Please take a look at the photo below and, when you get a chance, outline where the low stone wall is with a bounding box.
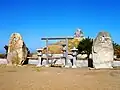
[28,59,120,67]
[112,61,120,67]
[0,59,8,64]
[0,58,120,67]
[76,60,88,67]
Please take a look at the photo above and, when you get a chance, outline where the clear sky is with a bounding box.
[0,0,120,53]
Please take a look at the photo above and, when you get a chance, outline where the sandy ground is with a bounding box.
[0,65,120,90]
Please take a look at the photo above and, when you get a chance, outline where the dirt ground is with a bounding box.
[0,65,120,90]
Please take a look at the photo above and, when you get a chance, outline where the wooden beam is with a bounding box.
[41,37,74,40]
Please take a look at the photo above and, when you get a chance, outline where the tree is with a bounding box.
[113,42,120,58]
[4,45,8,58]
[77,37,93,67]
[77,37,93,59]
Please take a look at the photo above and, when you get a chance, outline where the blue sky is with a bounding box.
[0,0,120,53]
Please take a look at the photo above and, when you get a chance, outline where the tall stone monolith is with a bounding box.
[92,31,114,69]
[7,33,28,65]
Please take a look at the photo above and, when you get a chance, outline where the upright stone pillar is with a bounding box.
[71,47,78,68]
[45,39,49,67]
[65,38,70,68]
[92,31,114,69]
[62,44,66,66]
[36,48,43,67]
[7,33,28,65]
[62,43,69,68]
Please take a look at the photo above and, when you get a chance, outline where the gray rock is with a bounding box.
[92,31,114,69]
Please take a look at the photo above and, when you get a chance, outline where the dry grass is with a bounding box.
[41,38,81,54]
[0,66,120,90]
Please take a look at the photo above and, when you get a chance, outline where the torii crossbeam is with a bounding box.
[41,36,74,67]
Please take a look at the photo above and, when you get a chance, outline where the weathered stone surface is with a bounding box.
[92,31,114,69]
[7,33,28,65]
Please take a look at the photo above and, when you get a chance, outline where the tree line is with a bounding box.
[77,37,120,60]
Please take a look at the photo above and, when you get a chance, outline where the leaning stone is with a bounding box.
[92,31,114,69]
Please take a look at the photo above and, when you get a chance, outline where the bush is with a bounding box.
[0,54,6,58]
[77,37,93,59]
[113,42,120,58]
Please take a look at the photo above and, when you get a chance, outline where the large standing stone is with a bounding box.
[7,33,28,65]
[92,31,114,69]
